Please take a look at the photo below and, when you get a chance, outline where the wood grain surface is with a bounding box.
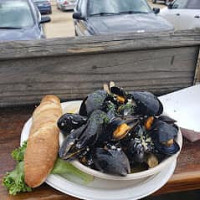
[0,30,200,60]
[0,106,200,200]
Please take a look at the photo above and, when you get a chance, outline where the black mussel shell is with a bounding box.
[79,149,95,168]
[93,147,131,176]
[76,110,108,149]
[126,138,145,163]
[110,86,127,98]
[129,91,163,116]
[59,124,87,160]
[154,140,180,156]
[106,117,133,141]
[107,117,124,134]
[57,113,87,136]
[79,90,107,116]
[158,115,177,124]
[151,120,178,143]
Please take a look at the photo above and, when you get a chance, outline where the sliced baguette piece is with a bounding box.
[24,95,62,188]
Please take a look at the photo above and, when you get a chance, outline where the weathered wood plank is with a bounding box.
[0,85,191,107]
[0,47,197,106]
[0,30,200,60]
[0,47,197,81]
[0,30,199,107]
[1,77,192,92]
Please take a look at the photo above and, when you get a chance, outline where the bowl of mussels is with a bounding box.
[57,83,182,180]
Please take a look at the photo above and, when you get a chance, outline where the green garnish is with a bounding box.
[3,141,93,195]
[11,141,27,162]
[3,161,32,195]
[51,158,93,184]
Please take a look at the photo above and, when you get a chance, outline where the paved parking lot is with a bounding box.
[44,2,75,38]
[44,0,166,38]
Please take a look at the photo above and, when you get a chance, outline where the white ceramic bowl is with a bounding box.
[60,101,183,181]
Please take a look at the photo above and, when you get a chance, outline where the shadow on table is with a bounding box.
[144,190,200,200]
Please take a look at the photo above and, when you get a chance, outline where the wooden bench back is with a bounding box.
[0,30,200,107]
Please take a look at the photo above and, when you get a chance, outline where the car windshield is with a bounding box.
[0,1,34,29]
[88,0,152,16]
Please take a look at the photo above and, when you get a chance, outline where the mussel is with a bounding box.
[76,110,108,149]
[129,91,163,116]
[59,124,87,159]
[59,110,109,160]
[79,90,107,116]
[57,113,87,136]
[126,137,145,164]
[110,86,128,104]
[149,119,180,155]
[106,116,139,141]
[92,146,131,176]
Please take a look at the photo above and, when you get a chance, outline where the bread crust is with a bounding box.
[24,95,62,188]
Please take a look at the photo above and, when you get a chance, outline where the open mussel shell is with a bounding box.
[57,113,87,136]
[59,124,87,160]
[106,115,140,141]
[151,119,178,144]
[107,117,127,140]
[110,86,126,97]
[154,140,180,156]
[76,110,108,149]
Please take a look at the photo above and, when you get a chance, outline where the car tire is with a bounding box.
[152,0,157,3]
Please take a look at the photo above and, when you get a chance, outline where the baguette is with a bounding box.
[24,95,62,188]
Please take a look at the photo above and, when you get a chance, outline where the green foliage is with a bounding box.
[51,158,93,184]
[3,141,93,195]
[11,141,27,162]
[2,161,32,195]
[2,141,31,195]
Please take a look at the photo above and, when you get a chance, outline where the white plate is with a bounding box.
[20,100,178,200]
[45,160,176,200]
[20,101,182,181]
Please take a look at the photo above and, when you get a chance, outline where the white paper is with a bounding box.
[159,84,200,132]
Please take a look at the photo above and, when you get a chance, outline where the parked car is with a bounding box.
[33,0,52,14]
[56,0,76,11]
[152,0,174,5]
[0,0,51,41]
[73,0,174,36]
[159,0,200,30]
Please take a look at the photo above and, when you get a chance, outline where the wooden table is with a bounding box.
[1,106,200,200]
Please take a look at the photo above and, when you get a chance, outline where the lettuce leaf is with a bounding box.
[3,141,93,195]
[2,161,32,195]
[51,158,93,184]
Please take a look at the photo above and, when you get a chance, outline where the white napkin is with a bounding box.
[159,84,200,142]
